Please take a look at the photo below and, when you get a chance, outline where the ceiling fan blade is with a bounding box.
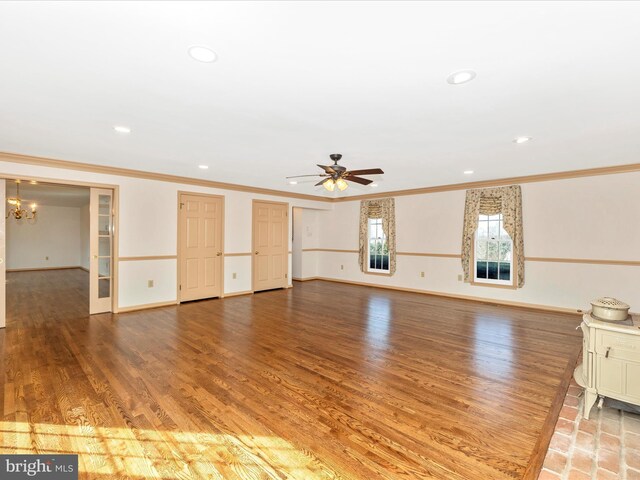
[317,164,337,174]
[285,174,329,179]
[346,168,384,176]
[345,176,373,185]
[314,178,331,187]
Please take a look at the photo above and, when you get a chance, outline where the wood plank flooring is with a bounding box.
[0,269,582,479]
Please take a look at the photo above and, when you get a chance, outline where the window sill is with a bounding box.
[470,279,517,290]
[364,270,392,277]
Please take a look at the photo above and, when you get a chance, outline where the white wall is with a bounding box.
[0,159,331,309]
[6,204,83,270]
[315,171,640,312]
[79,204,90,270]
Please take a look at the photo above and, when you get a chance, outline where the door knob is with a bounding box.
[93,255,98,259]
[255,251,259,255]
[216,252,222,256]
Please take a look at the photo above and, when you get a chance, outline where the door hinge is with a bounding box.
[180,202,184,210]
[285,274,288,278]
[179,284,182,290]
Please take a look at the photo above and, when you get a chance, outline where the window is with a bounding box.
[474,214,513,285]
[368,218,389,273]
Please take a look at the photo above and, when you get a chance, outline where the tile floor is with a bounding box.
[538,380,640,480]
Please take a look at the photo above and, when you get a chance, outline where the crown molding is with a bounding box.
[2,150,640,203]
[0,151,332,202]
[333,162,640,202]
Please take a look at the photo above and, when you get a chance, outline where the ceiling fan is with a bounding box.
[286,154,384,192]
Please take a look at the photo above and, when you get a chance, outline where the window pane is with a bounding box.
[477,221,488,239]
[488,220,499,239]
[487,261,499,279]
[476,261,487,279]
[476,240,487,261]
[368,218,388,271]
[98,258,110,278]
[99,215,111,236]
[499,263,511,281]
[499,242,512,262]
[98,195,111,215]
[99,237,111,257]
[98,278,110,298]
[487,242,499,261]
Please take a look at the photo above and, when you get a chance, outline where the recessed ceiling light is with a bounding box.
[370,183,378,187]
[446,70,476,85]
[463,170,474,175]
[188,46,218,63]
[513,136,532,144]
[198,165,209,170]
[288,180,298,185]
[113,125,131,134]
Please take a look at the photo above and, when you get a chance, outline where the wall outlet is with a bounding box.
[232,272,237,279]
[148,280,154,288]
[340,264,344,270]
[457,274,463,281]
[420,271,425,278]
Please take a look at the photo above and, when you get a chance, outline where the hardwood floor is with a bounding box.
[1,270,582,479]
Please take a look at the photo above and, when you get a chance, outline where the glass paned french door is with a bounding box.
[90,188,113,314]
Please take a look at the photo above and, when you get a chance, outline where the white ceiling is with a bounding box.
[1,1,639,197]
[5,181,89,208]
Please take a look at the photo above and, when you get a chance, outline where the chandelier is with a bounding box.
[6,180,37,220]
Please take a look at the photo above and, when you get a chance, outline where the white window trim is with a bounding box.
[367,218,390,274]
[473,214,514,287]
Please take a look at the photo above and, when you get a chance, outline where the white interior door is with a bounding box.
[0,181,5,328]
[90,188,113,314]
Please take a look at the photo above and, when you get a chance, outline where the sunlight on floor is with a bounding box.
[0,421,331,479]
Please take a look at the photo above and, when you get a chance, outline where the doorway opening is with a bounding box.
[291,207,319,282]
[1,179,117,328]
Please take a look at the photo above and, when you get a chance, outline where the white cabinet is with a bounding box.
[576,313,640,419]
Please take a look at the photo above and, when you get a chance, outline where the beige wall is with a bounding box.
[313,171,640,311]
[6,204,83,270]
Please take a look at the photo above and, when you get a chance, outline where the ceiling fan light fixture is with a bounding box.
[335,178,348,191]
[323,179,336,192]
